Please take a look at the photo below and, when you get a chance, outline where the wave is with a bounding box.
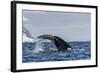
[33,39,58,53]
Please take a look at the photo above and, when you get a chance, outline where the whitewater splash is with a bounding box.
[33,38,44,53]
[22,27,84,54]
[33,39,58,53]
[22,27,58,53]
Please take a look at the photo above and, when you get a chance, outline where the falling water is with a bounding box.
[33,39,58,53]
[33,38,44,53]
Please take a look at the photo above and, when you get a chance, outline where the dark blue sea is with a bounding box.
[22,41,91,63]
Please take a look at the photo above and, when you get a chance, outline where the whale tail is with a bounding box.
[37,34,73,51]
[54,36,73,51]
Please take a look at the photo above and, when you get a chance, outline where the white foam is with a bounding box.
[67,48,72,51]
[33,39,44,53]
[33,47,44,53]
[73,48,85,52]
[49,48,58,51]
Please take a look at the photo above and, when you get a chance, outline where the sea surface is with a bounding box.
[22,41,91,63]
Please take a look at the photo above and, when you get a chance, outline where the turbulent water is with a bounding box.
[22,41,91,63]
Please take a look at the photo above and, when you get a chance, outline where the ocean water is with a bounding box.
[22,41,91,63]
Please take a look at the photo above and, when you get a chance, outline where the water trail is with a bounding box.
[33,38,58,53]
[33,38,44,53]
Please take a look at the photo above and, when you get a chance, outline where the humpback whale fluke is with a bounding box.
[37,34,73,51]
[37,34,55,43]
[54,36,73,51]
